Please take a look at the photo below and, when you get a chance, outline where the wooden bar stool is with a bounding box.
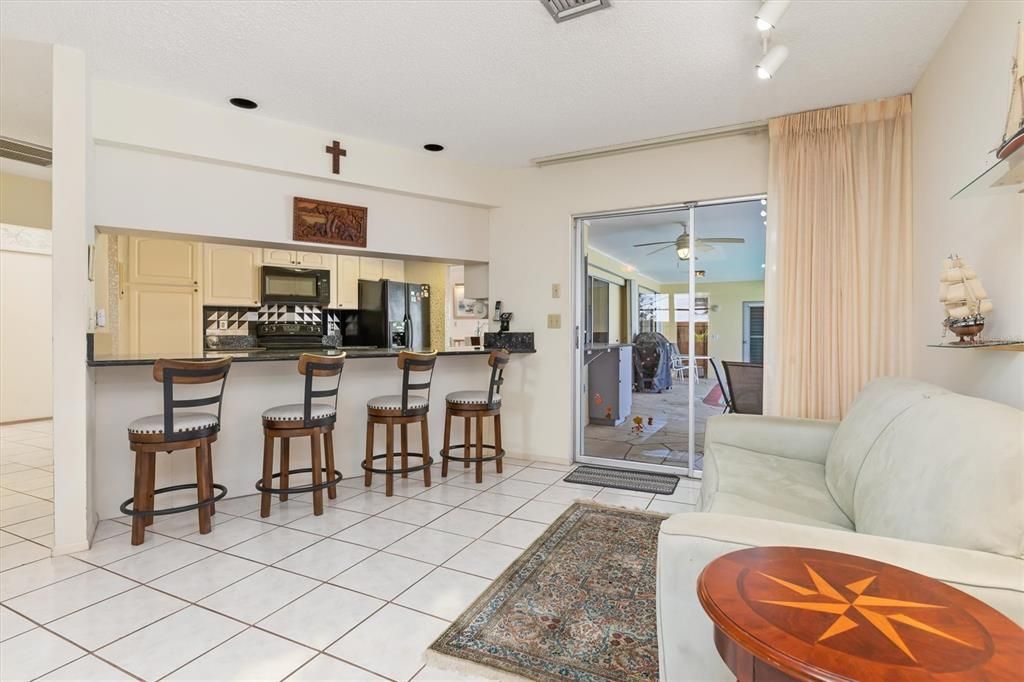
[122,357,232,545]
[441,350,510,483]
[258,353,346,517]
[364,351,437,497]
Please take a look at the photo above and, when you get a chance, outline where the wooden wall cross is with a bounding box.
[325,140,347,174]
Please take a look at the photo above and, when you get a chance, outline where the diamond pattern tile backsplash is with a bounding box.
[205,305,325,336]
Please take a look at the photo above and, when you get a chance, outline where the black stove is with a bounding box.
[256,322,329,350]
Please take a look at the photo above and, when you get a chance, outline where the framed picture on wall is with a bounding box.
[453,283,487,319]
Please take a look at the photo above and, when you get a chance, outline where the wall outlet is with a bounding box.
[95,309,106,328]
[218,320,228,330]
[551,283,561,299]
[547,313,561,329]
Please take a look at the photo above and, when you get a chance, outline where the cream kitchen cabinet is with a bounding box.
[336,255,361,308]
[262,248,335,269]
[381,258,405,282]
[295,251,334,268]
[203,244,261,307]
[126,282,203,356]
[358,257,383,281]
[128,236,201,287]
[262,247,296,266]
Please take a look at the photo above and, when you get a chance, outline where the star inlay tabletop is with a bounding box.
[698,547,1024,681]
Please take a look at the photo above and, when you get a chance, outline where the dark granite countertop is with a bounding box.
[88,346,535,367]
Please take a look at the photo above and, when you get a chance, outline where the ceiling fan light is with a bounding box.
[756,44,789,80]
[755,0,791,31]
[676,246,690,259]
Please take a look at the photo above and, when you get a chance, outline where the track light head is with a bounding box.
[755,0,791,32]
[756,44,789,80]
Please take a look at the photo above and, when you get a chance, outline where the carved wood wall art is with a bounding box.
[293,197,367,248]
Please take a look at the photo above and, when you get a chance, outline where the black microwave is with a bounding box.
[261,266,331,306]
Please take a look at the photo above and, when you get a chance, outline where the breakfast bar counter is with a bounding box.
[90,347,534,520]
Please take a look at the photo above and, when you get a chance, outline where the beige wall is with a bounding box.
[0,228,52,422]
[912,0,1024,408]
[0,172,51,229]
[661,280,764,361]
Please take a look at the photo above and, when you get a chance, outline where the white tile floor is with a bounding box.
[0,436,698,682]
[0,421,54,567]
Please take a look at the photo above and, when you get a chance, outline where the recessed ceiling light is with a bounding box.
[423,143,444,152]
[229,97,258,110]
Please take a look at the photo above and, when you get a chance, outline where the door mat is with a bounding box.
[563,464,679,495]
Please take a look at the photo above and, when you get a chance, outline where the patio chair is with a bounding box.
[722,361,763,415]
[709,358,733,414]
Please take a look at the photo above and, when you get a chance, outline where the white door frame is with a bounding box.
[571,194,767,478]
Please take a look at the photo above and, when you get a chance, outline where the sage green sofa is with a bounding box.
[656,377,1024,681]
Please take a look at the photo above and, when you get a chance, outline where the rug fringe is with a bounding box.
[424,648,533,682]
[573,499,670,518]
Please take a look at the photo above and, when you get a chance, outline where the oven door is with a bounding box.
[261,266,331,306]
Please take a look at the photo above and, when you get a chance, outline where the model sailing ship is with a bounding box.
[940,256,992,344]
[996,24,1024,160]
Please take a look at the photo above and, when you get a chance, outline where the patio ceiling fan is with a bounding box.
[632,222,745,260]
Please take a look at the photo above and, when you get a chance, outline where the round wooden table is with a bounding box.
[697,547,1024,681]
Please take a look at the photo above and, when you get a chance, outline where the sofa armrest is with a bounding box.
[656,513,1024,682]
[705,414,839,464]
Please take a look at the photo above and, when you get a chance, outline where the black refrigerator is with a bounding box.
[357,279,431,351]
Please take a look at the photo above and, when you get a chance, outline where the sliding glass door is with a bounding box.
[574,195,767,478]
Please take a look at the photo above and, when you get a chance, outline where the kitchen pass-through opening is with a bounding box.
[573,195,768,477]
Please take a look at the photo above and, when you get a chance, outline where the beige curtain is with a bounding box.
[764,95,912,420]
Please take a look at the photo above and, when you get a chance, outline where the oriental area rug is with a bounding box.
[429,503,667,682]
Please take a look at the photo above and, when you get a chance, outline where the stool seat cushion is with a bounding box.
[128,412,219,435]
[367,394,429,411]
[446,390,501,406]
[262,403,336,422]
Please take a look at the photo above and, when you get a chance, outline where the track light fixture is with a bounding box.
[755,0,791,32]
[756,44,789,80]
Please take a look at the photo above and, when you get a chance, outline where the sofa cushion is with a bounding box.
[825,378,949,519]
[853,393,1024,558]
[701,443,853,530]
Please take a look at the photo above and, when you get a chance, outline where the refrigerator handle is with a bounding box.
[406,315,413,350]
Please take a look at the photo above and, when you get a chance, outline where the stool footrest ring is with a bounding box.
[254,467,343,496]
[362,452,433,475]
[440,443,506,464]
[120,483,227,518]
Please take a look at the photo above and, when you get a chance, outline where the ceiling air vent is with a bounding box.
[540,0,611,23]
[0,136,52,167]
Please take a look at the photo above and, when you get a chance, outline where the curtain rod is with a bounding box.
[531,121,769,167]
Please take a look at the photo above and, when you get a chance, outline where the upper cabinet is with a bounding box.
[127,283,202,356]
[359,257,383,281]
[337,255,360,309]
[262,248,334,269]
[295,251,334,269]
[128,236,200,287]
[464,263,489,299]
[382,258,405,282]
[262,248,296,266]
[203,244,261,307]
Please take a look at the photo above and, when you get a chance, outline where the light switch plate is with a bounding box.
[547,313,561,329]
[551,283,561,299]
[218,320,228,330]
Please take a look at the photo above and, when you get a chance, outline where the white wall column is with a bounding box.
[51,44,94,553]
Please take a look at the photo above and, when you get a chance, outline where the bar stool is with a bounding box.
[441,350,510,483]
[258,353,346,517]
[364,351,437,496]
[122,357,232,545]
